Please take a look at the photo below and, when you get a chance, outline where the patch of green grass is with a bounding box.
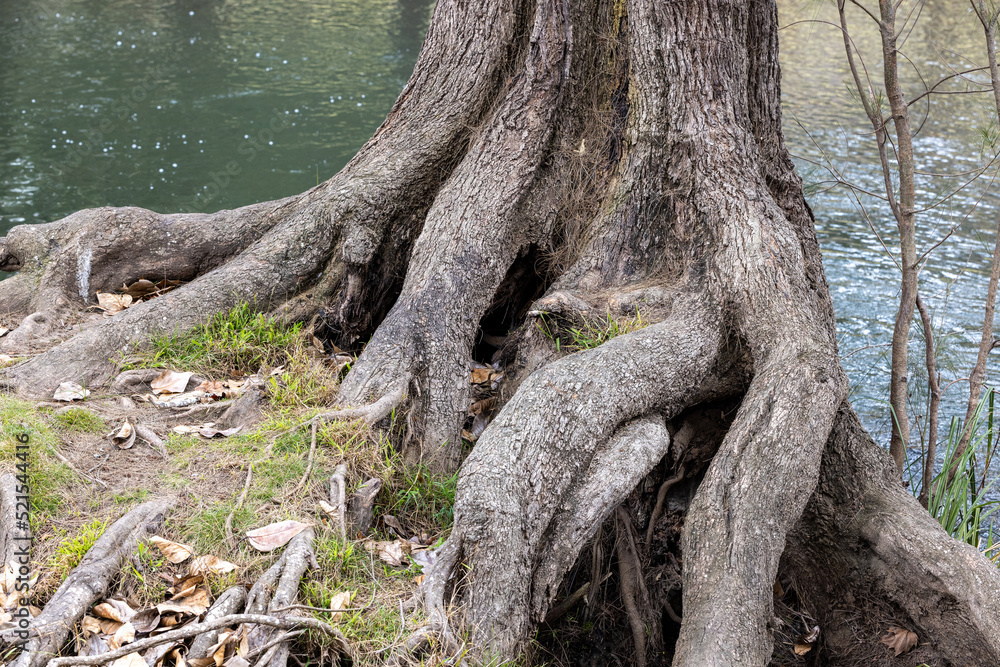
[113,488,151,505]
[384,465,459,532]
[267,353,339,407]
[119,538,168,606]
[134,301,305,377]
[44,519,108,586]
[52,407,106,433]
[0,397,77,518]
[182,501,254,557]
[538,308,647,353]
[304,533,416,657]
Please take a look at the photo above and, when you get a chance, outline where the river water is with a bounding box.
[1,0,998,482]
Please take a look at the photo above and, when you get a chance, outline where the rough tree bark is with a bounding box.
[2,0,999,664]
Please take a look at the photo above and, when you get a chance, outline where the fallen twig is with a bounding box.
[543,582,590,625]
[49,445,107,488]
[289,420,319,496]
[244,628,306,662]
[45,613,348,666]
[330,463,348,541]
[225,463,254,550]
[134,423,169,459]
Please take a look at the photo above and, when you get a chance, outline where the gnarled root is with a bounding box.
[5,498,173,667]
[239,527,351,665]
[417,299,727,658]
[785,406,1000,664]
[671,350,844,666]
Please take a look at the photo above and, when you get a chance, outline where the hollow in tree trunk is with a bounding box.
[2,0,999,664]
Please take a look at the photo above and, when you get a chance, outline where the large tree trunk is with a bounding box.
[2,0,999,664]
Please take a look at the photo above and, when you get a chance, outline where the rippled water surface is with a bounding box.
[0,0,432,224]
[2,0,999,469]
[780,0,1000,459]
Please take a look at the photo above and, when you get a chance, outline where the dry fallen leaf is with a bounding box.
[93,599,136,623]
[318,500,340,522]
[470,367,493,384]
[109,652,146,667]
[111,420,136,450]
[194,379,227,397]
[329,590,354,621]
[96,292,133,314]
[167,574,205,599]
[81,615,104,637]
[197,425,242,439]
[170,647,188,667]
[328,354,353,373]
[151,370,194,395]
[148,536,194,564]
[108,621,136,650]
[130,607,160,633]
[383,514,405,537]
[409,547,436,571]
[156,587,211,616]
[793,642,812,656]
[190,554,237,576]
[79,633,110,657]
[881,626,918,656]
[413,574,425,585]
[53,382,89,402]
[123,279,158,299]
[245,520,311,552]
[363,539,409,567]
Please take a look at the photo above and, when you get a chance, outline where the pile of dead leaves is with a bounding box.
[91,279,185,317]
[74,537,234,665]
[144,370,247,410]
[462,363,503,442]
[0,563,40,627]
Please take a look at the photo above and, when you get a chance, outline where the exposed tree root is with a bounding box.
[311,385,405,428]
[786,407,1000,664]
[0,473,29,573]
[6,498,173,667]
[188,585,248,660]
[2,0,999,662]
[133,423,167,459]
[329,463,349,542]
[44,613,345,667]
[347,478,382,537]
[239,527,338,665]
[420,302,730,657]
[615,507,649,667]
[225,463,253,551]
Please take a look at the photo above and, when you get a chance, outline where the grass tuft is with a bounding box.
[538,308,647,352]
[41,519,108,596]
[134,301,305,377]
[52,407,106,433]
[922,388,1000,555]
[0,397,78,519]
